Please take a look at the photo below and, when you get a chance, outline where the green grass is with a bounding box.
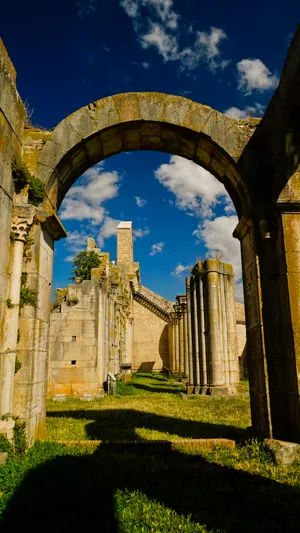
[0,439,300,532]
[1,374,300,532]
[46,372,251,442]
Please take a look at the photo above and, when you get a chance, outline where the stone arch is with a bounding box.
[34,92,257,217]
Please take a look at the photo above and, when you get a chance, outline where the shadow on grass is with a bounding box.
[47,409,247,440]
[1,440,300,533]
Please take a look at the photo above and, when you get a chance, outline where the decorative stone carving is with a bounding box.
[11,216,32,242]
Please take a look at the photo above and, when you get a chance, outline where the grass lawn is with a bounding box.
[1,372,300,532]
[46,372,251,442]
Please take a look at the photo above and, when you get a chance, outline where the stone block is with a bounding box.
[264,438,300,466]
[53,394,67,402]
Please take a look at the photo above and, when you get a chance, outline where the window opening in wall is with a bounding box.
[71,360,76,366]
[72,336,76,342]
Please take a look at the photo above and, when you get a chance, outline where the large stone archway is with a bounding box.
[1,27,300,444]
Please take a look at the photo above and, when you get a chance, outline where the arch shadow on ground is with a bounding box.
[1,427,300,533]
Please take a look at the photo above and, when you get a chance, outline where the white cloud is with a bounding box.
[59,163,121,225]
[141,22,179,61]
[193,214,242,283]
[155,155,229,218]
[224,102,266,119]
[237,59,279,95]
[171,264,192,277]
[142,61,150,69]
[133,227,150,239]
[120,0,179,29]
[150,242,164,256]
[135,196,147,207]
[63,229,90,262]
[98,217,121,248]
[193,27,230,71]
[120,1,229,73]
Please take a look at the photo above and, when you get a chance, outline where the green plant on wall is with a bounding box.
[69,251,101,282]
[11,156,45,206]
[15,356,22,374]
[19,272,37,309]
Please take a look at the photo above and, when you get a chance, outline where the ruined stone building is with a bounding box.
[48,222,246,397]
[2,30,300,443]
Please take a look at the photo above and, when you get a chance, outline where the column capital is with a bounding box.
[11,208,35,242]
[233,215,254,241]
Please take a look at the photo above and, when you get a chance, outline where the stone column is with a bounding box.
[182,304,189,378]
[191,276,200,392]
[186,277,194,391]
[219,268,229,386]
[205,260,224,390]
[178,313,184,375]
[198,275,208,393]
[224,264,239,386]
[174,318,179,374]
[257,208,300,442]
[233,216,272,439]
[0,214,33,416]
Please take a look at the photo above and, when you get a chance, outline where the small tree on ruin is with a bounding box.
[69,251,101,282]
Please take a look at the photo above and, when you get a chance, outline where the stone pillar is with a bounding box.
[205,260,224,390]
[233,216,272,439]
[224,264,239,385]
[219,268,229,386]
[178,312,185,375]
[191,276,200,391]
[182,304,189,378]
[186,277,194,390]
[14,212,66,443]
[174,318,179,373]
[198,276,208,393]
[0,214,33,416]
[255,208,300,442]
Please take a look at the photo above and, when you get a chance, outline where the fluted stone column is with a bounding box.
[178,312,184,375]
[174,319,180,374]
[191,276,200,391]
[198,275,208,393]
[205,260,224,389]
[186,277,194,391]
[0,214,33,416]
[224,265,239,385]
[219,268,229,386]
[182,304,189,378]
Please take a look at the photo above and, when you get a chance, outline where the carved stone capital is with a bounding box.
[11,216,33,242]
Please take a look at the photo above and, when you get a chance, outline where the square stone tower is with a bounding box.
[117,221,133,264]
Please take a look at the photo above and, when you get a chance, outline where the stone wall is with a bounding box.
[132,298,169,372]
[48,281,101,396]
[0,39,25,357]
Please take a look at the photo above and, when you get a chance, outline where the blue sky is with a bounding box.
[1,1,298,302]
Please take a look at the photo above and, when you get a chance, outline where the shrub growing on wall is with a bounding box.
[70,251,101,282]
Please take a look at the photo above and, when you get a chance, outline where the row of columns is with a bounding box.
[168,259,241,395]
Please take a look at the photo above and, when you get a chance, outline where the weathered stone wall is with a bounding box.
[132,298,169,372]
[0,39,25,356]
[48,281,100,396]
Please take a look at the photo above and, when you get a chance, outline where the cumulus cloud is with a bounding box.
[133,227,150,239]
[155,155,229,218]
[59,164,121,225]
[63,230,90,262]
[193,215,243,300]
[237,59,279,95]
[135,196,147,207]
[98,217,121,248]
[171,264,192,277]
[224,102,266,119]
[120,1,229,72]
[150,242,164,256]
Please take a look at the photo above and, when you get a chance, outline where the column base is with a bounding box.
[207,383,245,397]
[194,385,201,395]
[186,385,195,395]
[200,386,209,395]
